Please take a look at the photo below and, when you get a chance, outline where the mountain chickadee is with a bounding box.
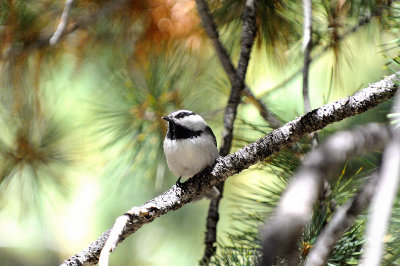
[162,110,220,198]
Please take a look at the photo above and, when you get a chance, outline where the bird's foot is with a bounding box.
[176,177,182,187]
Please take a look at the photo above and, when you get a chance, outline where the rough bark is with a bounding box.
[196,0,259,263]
[219,0,257,156]
[201,181,224,265]
[62,73,398,266]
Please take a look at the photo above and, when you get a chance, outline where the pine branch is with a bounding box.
[301,0,319,146]
[306,172,379,266]
[219,0,257,155]
[1,0,133,59]
[196,0,258,263]
[234,0,257,90]
[49,0,75,46]
[195,0,236,84]
[243,88,282,129]
[195,0,280,128]
[61,73,398,266]
[360,94,400,266]
[202,184,224,264]
[261,123,392,265]
[260,12,377,98]
[306,87,400,266]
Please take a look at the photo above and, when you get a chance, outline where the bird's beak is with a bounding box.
[162,116,171,121]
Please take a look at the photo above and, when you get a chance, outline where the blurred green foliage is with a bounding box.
[0,0,399,265]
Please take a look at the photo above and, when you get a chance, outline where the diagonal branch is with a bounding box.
[360,92,400,266]
[49,0,75,46]
[62,73,399,266]
[195,0,280,128]
[306,84,400,266]
[195,0,236,84]
[243,88,282,128]
[301,0,319,147]
[305,171,379,266]
[261,123,392,265]
[196,0,259,263]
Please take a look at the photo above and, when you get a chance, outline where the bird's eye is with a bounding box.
[174,111,194,119]
[175,113,184,119]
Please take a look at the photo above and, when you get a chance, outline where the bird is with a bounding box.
[162,110,220,198]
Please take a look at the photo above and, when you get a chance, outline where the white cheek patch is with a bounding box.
[178,115,206,131]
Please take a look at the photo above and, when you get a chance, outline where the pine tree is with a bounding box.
[0,0,399,265]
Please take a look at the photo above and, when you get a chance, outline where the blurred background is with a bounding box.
[0,0,399,265]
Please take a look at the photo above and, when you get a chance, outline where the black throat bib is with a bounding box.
[167,121,202,140]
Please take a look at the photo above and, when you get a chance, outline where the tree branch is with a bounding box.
[195,0,280,128]
[261,123,392,265]
[2,0,132,59]
[196,0,259,263]
[260,12,377,98]
[49,0,75,46]
[219,0,257,156]
[360,93,400,266]
[201,181,224,265]
[62,73,399,266]
[195,0,236,84]
[306,83,400,266]
[243,87,282,129]
[305,172,379,266]
[301,0,319,147]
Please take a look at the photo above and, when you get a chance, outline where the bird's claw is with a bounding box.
[176,177,182,187]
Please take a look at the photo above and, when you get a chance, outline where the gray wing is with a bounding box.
[205,126,217,147]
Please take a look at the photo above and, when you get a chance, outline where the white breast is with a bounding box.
[163,135,219,179]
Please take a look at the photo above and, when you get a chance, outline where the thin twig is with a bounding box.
[360,92,400,266]
[50,0,75,46]
[196,0,258,263]
[302,0,312,113]
[243,87,281,128]
[261,123,392,265]
[99,215,130,266]
[1,0,132,59]
[62,73,399,266]
[259,13,375,98]
[301,0,319,146]
[195,0,236,84]
[195,0,279,128]
[306,172,379,266]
